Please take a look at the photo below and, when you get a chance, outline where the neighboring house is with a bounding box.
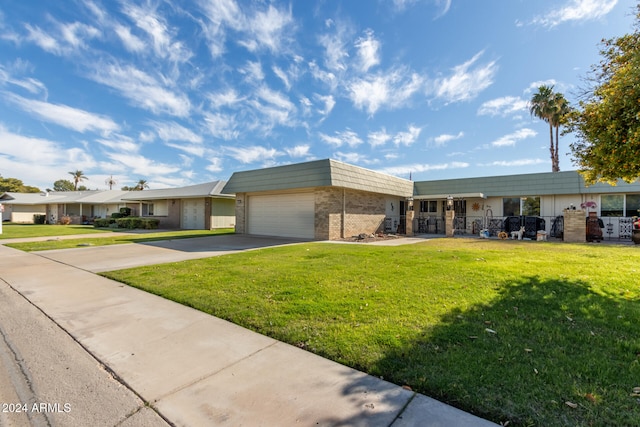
[0,191,131,224]
[121,181,235,230]
[222,159,414,239]
[0,181,235,230]
[413,171,640,239]
[223,160,640,241]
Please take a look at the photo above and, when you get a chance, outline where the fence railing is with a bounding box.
[410,214,634,241]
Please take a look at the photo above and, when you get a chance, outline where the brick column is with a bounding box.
[563,209,586,243]
[445,210,455,237]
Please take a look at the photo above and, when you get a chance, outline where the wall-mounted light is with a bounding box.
[407,197,414,211]
[447,195,453,211]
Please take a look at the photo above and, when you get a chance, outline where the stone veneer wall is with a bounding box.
[563,209,586,243]
[315,187,387,240]
[234,193,247,234]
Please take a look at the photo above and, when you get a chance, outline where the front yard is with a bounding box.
[102,238,640,427]
[0,223,112,239]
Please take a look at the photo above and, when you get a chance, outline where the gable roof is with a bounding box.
[121,181,232,201]
[413,171,640,199]
[222,159,413,197]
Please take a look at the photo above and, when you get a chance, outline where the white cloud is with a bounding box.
[433,131,464,146]
[532,0,618,27]
[378,161,469,177]
[239,4,294,53]
[478,96,528,116]
[349,70,423,115]
[208,89,243,109]
[428,50,498,103]
[114,24,145,52]
[319,129,363,147]
[121,3,191,62]
[106,152,180,176]
[203,112,239,140]
[6,93,119,134]
[164,142,206,157]
[0,66,47,96]
[319,20,352,72]
[314,93,336,117]
[206,157,224,173]
[90,63,190,117]
[491,128,537,147]
[24,21,99,56]
[333,151,375,165]
[240,60,265,83]
[368,128,392,147]
[286,144,311,158]
[226,145,281,163]
[479,158,547,167]
[149,121,202,143]
[355,29,380,72]
[96,134,140,153]
[393,125,422,146]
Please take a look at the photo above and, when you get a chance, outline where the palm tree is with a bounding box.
[135,179,149,191]
[68,170,87,191]
[529,85,557,172]
[550,92,571,172]
[105,175,117,190]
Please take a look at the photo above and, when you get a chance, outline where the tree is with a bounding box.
[569,6,640,184]
[0,176,40,193]
[529,85,569,172]
[105,175,117,190]
[135,179,149,191]
[53,179,75,191]
[68,170,87,191]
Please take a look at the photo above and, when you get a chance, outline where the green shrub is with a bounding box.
[111,212,124,219]
[113,217,159,230]
[119,207,132,217]
[93,218,114,228]
[33,214,46,224]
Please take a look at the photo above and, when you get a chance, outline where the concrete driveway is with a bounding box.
[34,234,305,272]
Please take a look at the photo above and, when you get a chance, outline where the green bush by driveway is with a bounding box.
[102,238,640,427]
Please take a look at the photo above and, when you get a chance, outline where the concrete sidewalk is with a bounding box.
[0,242,499,426]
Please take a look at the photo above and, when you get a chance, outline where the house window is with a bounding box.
[625,194,640,217]
[419,200,437,213]
[503,197,540,216]
[142,203,155,216]
[601,195,623,216]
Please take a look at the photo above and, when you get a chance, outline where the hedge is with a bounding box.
[94,217,159,230]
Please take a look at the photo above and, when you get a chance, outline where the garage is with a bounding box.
[247,192,315,239]
[182,199,205,229]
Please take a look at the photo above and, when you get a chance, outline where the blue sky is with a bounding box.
[0,0,635,190]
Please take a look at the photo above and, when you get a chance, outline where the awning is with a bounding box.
[412,192,486,200]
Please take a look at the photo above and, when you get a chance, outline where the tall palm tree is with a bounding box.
[105,175,117,190]
[530,85,571,172]
[68,170,87,191]
[550,92,571,173]
[135,179,149,191]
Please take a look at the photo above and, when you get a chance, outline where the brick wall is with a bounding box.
[563,209,586,243]
[315,187,388,239]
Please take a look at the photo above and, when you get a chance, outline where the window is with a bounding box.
[419,200,437,213]
[601,195,623,216]
[503,197,540,216]
[625,194,640,217]
[142,203,155,216]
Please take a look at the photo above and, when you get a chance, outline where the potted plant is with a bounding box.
[632,217,640,245]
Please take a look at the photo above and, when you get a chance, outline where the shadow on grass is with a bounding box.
[365,276,640,426]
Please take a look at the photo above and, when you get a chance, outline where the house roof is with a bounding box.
[0,191,129,205]
[413,170,640,198]
[222,159,414,197]
[120,181,232,201]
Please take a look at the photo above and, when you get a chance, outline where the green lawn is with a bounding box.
[103,238,639,426]
[0,223,113,239]
[5,228,235,251]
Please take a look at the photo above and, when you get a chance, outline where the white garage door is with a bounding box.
[182,199,205,229]
[248,193,315,239]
